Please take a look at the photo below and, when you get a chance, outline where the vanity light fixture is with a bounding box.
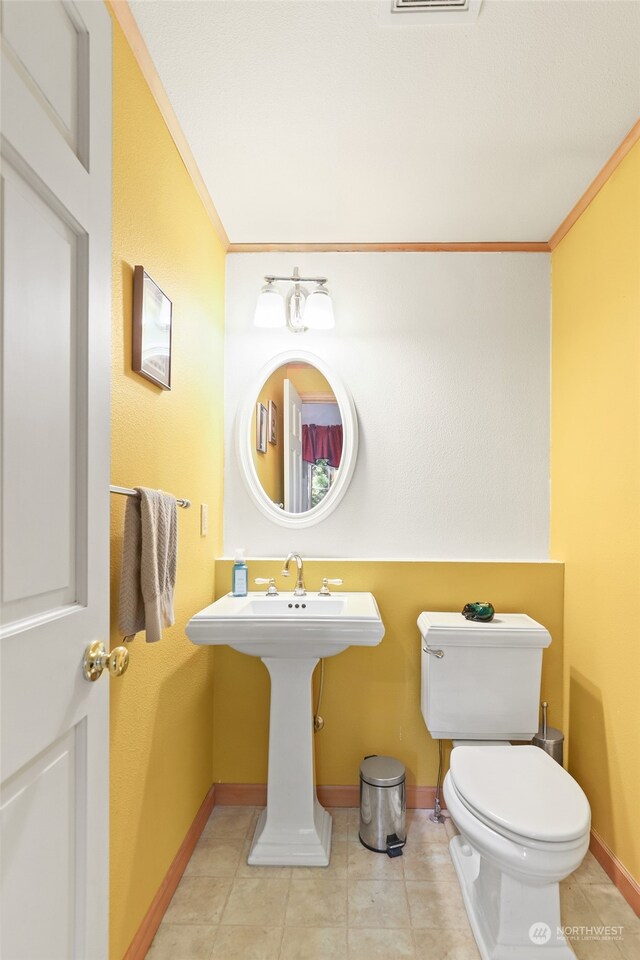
[254,280,287,328]
[254,267,335,333]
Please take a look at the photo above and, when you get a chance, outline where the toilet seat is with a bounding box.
[444,761,591,960]
[449,745,590,844]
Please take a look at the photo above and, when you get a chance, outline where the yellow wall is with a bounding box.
[109,16,225,959]
[286,363,333,397]
[251,366,285,505]
[551,141,640,883]
[213,560,563,786]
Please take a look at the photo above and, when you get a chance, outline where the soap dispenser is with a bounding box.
[232,549,248,597]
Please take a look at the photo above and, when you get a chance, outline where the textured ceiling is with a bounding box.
[129,0,640,243]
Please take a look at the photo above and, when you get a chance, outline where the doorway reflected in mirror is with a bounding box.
[251,362,342,514]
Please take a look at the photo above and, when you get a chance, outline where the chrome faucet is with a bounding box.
[282,552,306,596]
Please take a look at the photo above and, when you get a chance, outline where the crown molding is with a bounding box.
[228,242,551,253]
[109,2,637,256]
[549,118,640,251]
[108,1,229,250]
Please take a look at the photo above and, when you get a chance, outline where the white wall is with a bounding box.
[224,252,550,559]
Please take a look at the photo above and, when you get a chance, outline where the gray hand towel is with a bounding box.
[118,487,177,642]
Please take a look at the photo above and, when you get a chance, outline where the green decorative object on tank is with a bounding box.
[461,602,495,622]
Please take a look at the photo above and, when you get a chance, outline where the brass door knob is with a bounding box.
[83,641,129,682]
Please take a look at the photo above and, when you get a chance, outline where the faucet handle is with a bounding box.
[318,578,343,596]
[254,577,279,596]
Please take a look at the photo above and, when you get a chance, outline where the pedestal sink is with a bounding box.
[186,591,384,866]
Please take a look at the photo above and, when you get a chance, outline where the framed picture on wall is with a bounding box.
[256,402,268,453]
[132,265,173,390]
[268,400,278,444]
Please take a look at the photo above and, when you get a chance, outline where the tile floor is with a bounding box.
[147,806,640,960]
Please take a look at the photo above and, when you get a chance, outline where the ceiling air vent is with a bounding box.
[381,0,482,24]
[395,0,470,9]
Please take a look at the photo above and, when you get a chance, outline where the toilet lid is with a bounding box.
[449,746,590,842]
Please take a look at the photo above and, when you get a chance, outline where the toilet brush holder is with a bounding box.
[532,701,564,765]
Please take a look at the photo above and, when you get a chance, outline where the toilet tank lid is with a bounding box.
[450,746,591,842]
[417,612,551,648]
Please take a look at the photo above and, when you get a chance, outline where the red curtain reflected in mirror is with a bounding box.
[302,424,343,468]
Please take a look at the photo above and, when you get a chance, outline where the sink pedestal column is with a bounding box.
[248,656,332,866]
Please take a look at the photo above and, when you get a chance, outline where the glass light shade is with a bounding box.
[254,284,286,328]
[303,286,335,329]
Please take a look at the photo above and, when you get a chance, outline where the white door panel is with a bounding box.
[2,725,87,960]
[2,160,80,614]
[1,0,89,160]
[1,2,112,957]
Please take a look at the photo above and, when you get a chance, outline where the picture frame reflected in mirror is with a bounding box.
[256,402,268,453]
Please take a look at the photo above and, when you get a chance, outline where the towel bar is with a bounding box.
[110,485,191,509]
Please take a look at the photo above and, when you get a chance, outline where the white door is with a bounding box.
[1,3,112,958]
[284,379,303,512]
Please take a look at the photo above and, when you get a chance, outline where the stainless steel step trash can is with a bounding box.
[359,755,406,857]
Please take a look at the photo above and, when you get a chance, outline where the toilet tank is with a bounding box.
[418,612,551,741]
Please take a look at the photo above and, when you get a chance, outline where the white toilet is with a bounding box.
[418,612,591,960]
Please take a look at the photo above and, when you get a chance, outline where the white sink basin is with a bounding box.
[186,588,385,867]
[186,591,384,658]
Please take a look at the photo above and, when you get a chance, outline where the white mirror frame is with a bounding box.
[236,350,358,528]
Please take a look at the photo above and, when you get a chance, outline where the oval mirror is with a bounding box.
[237,350,358,528]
